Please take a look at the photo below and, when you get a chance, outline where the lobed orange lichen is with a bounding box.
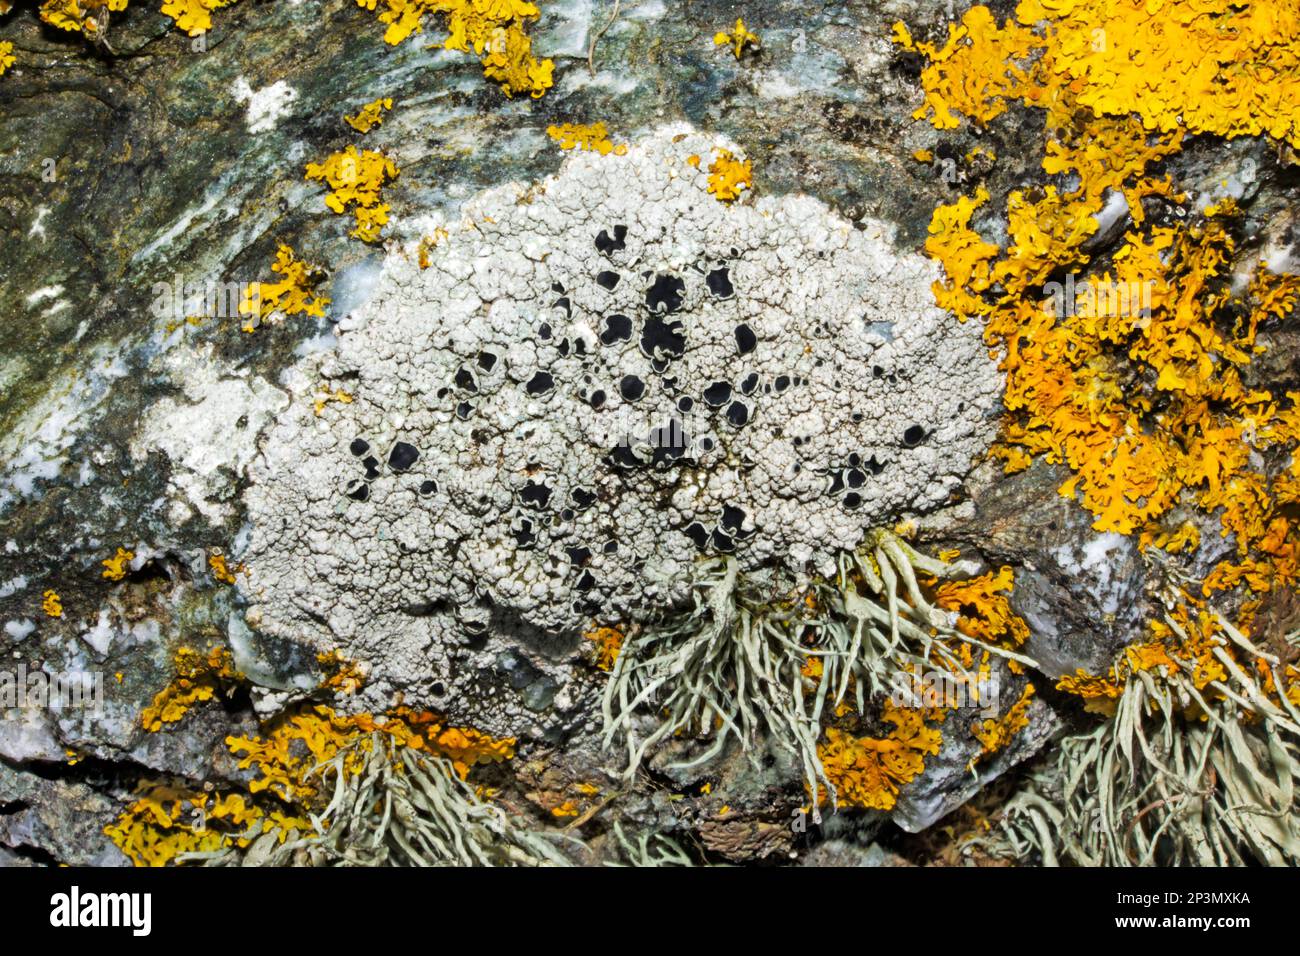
[38,0,126,37]
[935,566,1029,649]
[355,0,553,98]
[898,2,1300,602]
[0,42,14,76]
[161,0,236,36]
[706,148,752,202]
[714,17,759,60]
[140,646,242,732]
[208,552,241,584]
[41,589,62,618]
[971,683,1035,756]
[101,547,134,581]
[113,653,516,865]
[586,626,623,672]
[344,96,393,133]
[237,243,330,331]
[305,146,400,243]
[546,122,627,156]
[815,701,946,811]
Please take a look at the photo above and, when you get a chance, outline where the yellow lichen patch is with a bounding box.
[237,244,329,332]
[140,646,242,732]
[38,0,127,35]
[160,0,237,36]
[934,566,1029,648]
[112,653,513,866]
[1056,600,1240,715]
[815,701,944,811]
[208,552,242,584]
[899,2,1300,601]
[714,17,759,60]
[228,705,515,802]
[41,589,63,618]
[313,387,354,415]
[706,148,752,202]
[344,96,393,133]
[356,0,554,97]
[317,650,366,696]
[0,42,14,76]
[305,145,400,243]
[101,547,134,581]
[971,683,1034,756]
[586,626,623,672]
[104,780,310,867]
[912,148,932,163]
[546,122,628,156]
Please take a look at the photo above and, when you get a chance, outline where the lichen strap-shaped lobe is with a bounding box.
[241,125,1001,732]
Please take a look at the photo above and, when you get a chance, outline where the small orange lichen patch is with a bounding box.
[344,96,393,133]
[706,148,752,202]
[114,668,515,865]
[101,547,134,581]
[305,145,399,243]
[550,800,579,818]
[238,244,330,332]
[1055,600,1256,717]
[104,779,312,867]
[141,646,242,732]
[357,0,553,98]
[313,388,354,415]
[714,17,759,60]
[815,701,945,811]
[228,705,514,802]
[317,650,366,696]
[912,148,933,163]
[971,683,1034,756]
[935,566,1029,648]
[41,589,63,618]
[546,122,628,156]
[586,626,623,672]
[0,42,15,76]
[38,0,127,35]
[161,0,237,36]
[208,552,242,584]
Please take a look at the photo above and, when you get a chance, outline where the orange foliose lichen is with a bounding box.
[344,96,393,133]
[38,0,127,36]
[971,683,1035,756]
[356,0,553,98]
[237,243,330,331]
[706,148,752,202]
[41,590,63,618]
[0,42,14,76]
[546,122,628,156]
[208,552,242,584]
[585,626,623,672]
[140,645,242,732]
[161,0,237,36]
[814,701,945,811]
[101,547,134,581]
[714,18,759,60]
[898,1,1300,602]
[305,145,400,243]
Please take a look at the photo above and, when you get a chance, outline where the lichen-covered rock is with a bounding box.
[240,125,1001,731]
